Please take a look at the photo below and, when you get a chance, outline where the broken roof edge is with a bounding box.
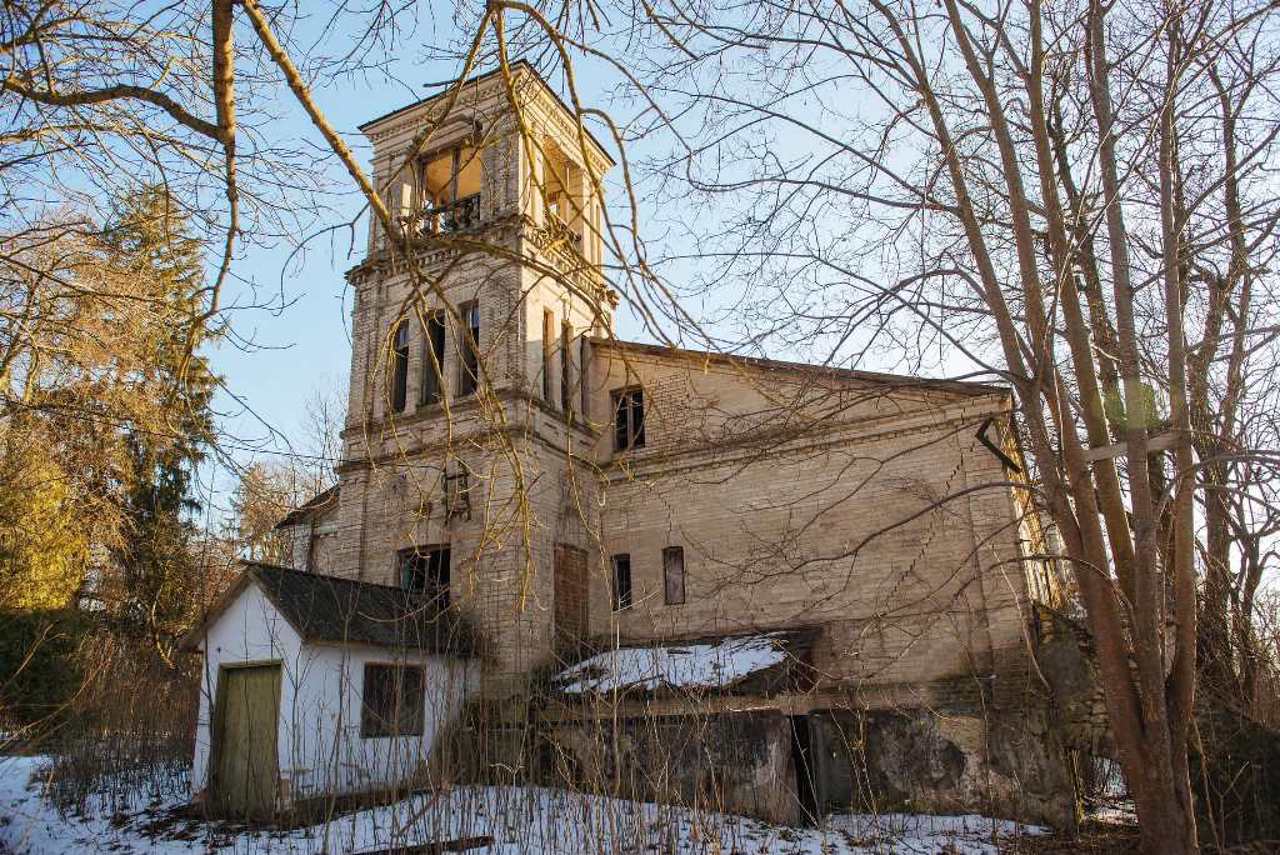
[550,626,822,700]
[589,337,1011,400]
[358,59,616,167]
[273,484,340,531]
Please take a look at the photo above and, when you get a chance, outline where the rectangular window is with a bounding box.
[560,320,573,417]
[360,663,425,738]
[611,553,633,612]
[420,311,447,405]
[542,309,555,404]
[442,470,471,521]
[399,545,451,607]
[663,546,685,605]
[612,387,645,452]
[390,321,410,413]
[458,302,480,396]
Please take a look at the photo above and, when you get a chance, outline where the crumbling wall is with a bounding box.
[543,710,799,825]
[808,698,1079,830]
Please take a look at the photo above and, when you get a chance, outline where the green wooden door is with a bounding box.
[212,664,281,819]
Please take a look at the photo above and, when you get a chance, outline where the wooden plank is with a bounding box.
[212,664,281,819]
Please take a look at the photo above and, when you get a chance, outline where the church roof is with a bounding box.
[180,563,477,657]
[273,484,340,530]
[590,338,1009,399]
[358,59,616,167]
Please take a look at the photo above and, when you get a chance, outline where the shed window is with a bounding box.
[663,546,685,605]
[361,663,425,738]
[399,545,450,607]
[458,302,480,396]
[612,388,645,452]
[420,311,447,405]
[611,553,633,612]
[390,321,410,413]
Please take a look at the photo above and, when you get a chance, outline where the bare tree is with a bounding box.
[596,1,1280,852]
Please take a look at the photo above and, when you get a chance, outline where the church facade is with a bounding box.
[192,62,1082,828]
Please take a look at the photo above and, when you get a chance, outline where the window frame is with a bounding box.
[610,553,633,612]
[611,387,645,453]
[420,310,447,406]
[458,301,480,396]
[398,544,451,607]
[663,546,686,606]
[560,319,574,419]
[360,663,426,739]
[542,309,555,404]
[390,320,410,413]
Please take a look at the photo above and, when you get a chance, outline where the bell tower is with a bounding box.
[333,63,618,693]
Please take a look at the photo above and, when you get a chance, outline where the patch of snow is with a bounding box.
[555,632,789,694]
[0,755,1049,854]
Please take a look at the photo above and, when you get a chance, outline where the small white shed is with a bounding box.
[182,563,478,818]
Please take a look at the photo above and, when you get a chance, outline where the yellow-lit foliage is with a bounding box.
[0,446,87,610]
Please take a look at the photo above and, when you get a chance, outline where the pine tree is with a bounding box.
[99,189,219,652]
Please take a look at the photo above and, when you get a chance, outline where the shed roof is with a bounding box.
[181,563,476,657]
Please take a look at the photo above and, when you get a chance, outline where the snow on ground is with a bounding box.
[0,755,1048,854]
[554,632,788,694]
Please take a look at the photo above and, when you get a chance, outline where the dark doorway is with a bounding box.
[790,714,819,824]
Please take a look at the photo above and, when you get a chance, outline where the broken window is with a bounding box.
[542,309,555,404]
[663,546,685,605]
[361,663,425,738]
[420,310,447,405]
[399,544,451,609]
[612,387,645,452]
[390,320,410,413]
[442,469,471,521]
[458,301,480,396]
[414,144,483,235]
[611,553,632,612]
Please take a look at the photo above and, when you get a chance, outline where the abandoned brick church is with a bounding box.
[186,62,1090,828]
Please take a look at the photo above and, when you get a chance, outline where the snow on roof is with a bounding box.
[553,632,792,695]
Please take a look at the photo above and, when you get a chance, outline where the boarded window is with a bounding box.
[390,320,410,413]
[542,309,555,404]
[663,546,685,605]
[612,387,645,452]
[458,301,480,396]
[399,545,450,607]
[611,553,632,611]
[420,311,447,405]
[361,664,425,738]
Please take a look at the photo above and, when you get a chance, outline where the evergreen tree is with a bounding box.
[99,189,219,652]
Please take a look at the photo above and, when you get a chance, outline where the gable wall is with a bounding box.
[583,346,1032,691]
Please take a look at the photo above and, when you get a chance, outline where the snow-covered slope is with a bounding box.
[0,755,1046,854]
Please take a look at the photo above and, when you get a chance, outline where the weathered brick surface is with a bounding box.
[295,71,1055,708]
